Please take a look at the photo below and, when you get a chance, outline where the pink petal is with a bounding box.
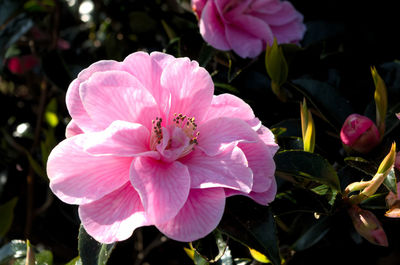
[156,188,226,242]
[199,0,231,51]
[122,52,170,116]
[257,2,303,26]
[225,13,273,45]
[225,176,277,205]
[250,0,282,14]
[80,70,159,130]
[79,183,150,244]
[238,140,275,193]
[205,94,255,122]
[66,60,123,132]
[83,120,159,158]
[130,157,191,225]
[257,125,279,155]
[150,51,176,69]
[160,57,214,123]
[270,17,306,44]
[180,145,253,193]
[197,117,259,156]
[192,0,207,17]
[65,119,83,138]
[225,23,264,58]
[47,136,132,205]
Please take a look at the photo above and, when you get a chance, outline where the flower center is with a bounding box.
[150,114,200,161]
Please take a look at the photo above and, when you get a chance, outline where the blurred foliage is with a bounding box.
[1,0,400,265]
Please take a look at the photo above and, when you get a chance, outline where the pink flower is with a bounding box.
[340,114,381,154]
[348,205,388,247]
[192,0,306,58]
[47,51,278,243]
[7,55,40,75]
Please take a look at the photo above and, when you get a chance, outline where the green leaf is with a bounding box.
[65,256,82,265]
[275,150,341,191]
[218,197,281,265]
[265,39,288,87]
[344,157,377,176]
[271,119,302,138]
[371,66,388,136]
[291,79,354,129]
[0,13,34,71]
[0,197,18,237]
[198,43,215,67]
[191,231,227,263]
[44,98,59,128]
[292,216,332,251]
[35,250,53,265]
[360,193,388,210]
[214,83,240,94]
[383,168,397,194]
[276,136,303,151]
[78,225,116,265]
[0,240,27,264]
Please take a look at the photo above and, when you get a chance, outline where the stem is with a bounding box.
[24,80,47,237]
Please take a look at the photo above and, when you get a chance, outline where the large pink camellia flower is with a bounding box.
[192,0,306,58]
[47,51,278,243]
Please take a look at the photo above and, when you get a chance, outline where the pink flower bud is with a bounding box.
[340,114,380,153]
[7,55,39,75]
[348,205,388,247]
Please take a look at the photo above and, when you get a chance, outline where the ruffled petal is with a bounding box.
[180,146,253,193]
[47,136,132,205]
[205,94,255,122]
[238,140,275,193]
[225,24,264,58]
[83,120,159,158]
[256,1,303,26]
[79,182,150,244]
[130,157,190,225]
[156,188,226,242]
[225,176,277,205]
[66,60,123,132]
[80,70,159,130]
[270,17,306,44]
[199,0,231,51]
[197,117,259,156]
[160,57,214,123]
[122,52,170,116]
[257,125,279,155]
[65,119,83,138]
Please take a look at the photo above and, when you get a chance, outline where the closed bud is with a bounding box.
[340,114,380,154]
[348,205,388,247]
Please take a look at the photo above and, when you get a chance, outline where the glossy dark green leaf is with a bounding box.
[78,225,115,265]
[344,157,377,176]
[292,216,332,251]
[218,197,281,265]
[383,168,397,194]
[277,136,303,151]
[0,13,34,70]
[360,193,387,210]
[0,197,18,237]
[271,119,302,138]
[275,150,341,191]
[198,43,215,67]
[0,0,24,26]
[233,259,252,265]
[291,78,354,129]
[0,240,27,264]
[192,231,227,263]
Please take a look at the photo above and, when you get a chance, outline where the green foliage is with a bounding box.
[218,197,281,265]
[275,150,341,191]
[78,225,115,265]
[0,240,53,265]
[0,197,18,238]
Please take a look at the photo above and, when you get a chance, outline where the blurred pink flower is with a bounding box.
[348,205,388,247]
[47,51,278,243]
[192,0,306,58]
[340,114,380,154]
[7,55,40,75]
